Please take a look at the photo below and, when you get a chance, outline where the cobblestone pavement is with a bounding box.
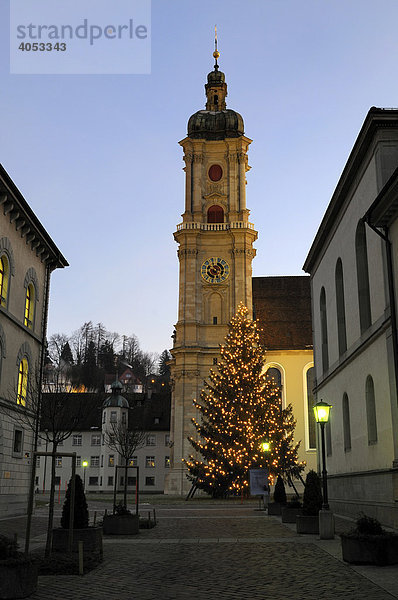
[14,503,395,600]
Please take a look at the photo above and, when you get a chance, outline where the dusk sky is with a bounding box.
[1,0,398,355]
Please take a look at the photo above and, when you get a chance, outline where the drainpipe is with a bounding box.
[365,219,398,409]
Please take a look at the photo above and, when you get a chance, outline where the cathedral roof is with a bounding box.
[252,276,313,350]
[188,108,244,140]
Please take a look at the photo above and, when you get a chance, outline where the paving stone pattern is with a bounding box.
[22,504,397,600]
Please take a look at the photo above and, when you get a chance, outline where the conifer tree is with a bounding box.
[185,303,305,497]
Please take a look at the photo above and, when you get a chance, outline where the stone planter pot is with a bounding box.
[52,527,103,556]
[0,561,38,599]
[296,514,319,534]
[103,514,139,535]
[341,534,398,566]
[267,502,284,516]
[281,507,303,524]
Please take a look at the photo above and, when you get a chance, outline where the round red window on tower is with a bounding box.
[208,164,223,182]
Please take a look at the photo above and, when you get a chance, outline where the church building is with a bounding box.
[165,46,316,495]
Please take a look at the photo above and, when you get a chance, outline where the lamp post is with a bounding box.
[313,400,334,539]
[82,460,88,489]
[260,440,271,511]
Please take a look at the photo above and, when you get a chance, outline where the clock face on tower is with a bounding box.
[201,257,230,284]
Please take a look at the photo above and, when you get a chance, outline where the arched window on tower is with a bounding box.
[24,283,35,329]
[366,375,378,444]
[17,358,28,406]
[209,293,222,325]
[0,254,10,307]
[207,205,224,224]
[355,220,371,334]
[320,287,329,373]
[342,393,351,452]
[335,258,347,356]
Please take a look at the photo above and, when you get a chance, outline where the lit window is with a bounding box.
[146,434,156,446]
[306,367,316,450]
[108,455,114,467]
[129,456,137,467]
[91,456,100,467]
[72,434,82,446]
[145,476,155,486]
[266,367,282,387]
[0,254,10,307]
[56,457,62,468]
[24,284,35,329]
[91,434,101,446]
[17,358,28,406]
[146,456,155,468]
[165,456,170,468]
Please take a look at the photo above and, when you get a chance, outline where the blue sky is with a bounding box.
[1,0,398,354]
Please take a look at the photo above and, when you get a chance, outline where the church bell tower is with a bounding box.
[164,39,258,495]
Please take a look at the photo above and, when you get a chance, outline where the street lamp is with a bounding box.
[313,400,334,539]
[260,439,271,510]
[82,460,89,489]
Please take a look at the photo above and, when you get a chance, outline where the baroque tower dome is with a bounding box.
[187,57,244,140]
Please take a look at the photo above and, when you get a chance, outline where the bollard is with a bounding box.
[153,508,156,525]
[78,541,84,576]
[93,511,97,526]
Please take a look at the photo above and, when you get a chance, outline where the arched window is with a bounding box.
[0,254,10,307]
[320,287,329,373]
[355,220,371,333]
[342,393,351,452]
[266,367,282,387]
[366,375,377,444]
[17,358,28,406]
[335,258,347,356]
[24,283,35,329]
[209,292,222,325]
[207,205,224,224]
[306,367,316,449]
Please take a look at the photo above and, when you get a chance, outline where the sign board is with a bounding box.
[249,468,269,496]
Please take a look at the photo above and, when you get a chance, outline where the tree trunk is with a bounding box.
[123,459,128,508]
[45,444,57,558]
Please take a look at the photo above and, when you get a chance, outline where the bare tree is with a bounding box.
[104,418,146,508]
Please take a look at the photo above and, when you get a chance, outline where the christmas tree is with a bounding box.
[185,303,305,497]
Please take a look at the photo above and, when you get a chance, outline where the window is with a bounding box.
[102,411,106,424]
[0,254,10,307]
[122,412,127,425]
[266,367,282,387]
[366,375,378,444]
[13,429,23,454]
[165,434,170,446]
[306,367,316,450]
[146,456,155,468]
[207,205,224,223]
[102,434,105,446]
[88,477,98,486]
[101,455,104,467]
[24,283,35,329]
[110,411,117,423]
[335,258,347,356]
[356,220,372,333]
[36,456,40,467]
[108,476,114,486]
[58,440,63,446]
[17,358,28,406]
[129,456,137,467]
[120,476,124,486]
[91,434,101,446]
[154,417,160,425]
[213,357,218,365]
[108,455,114,467]
[165,456,170,468]
[343,393,351,452]
[54,476,61,486]
[146,434,156,446]
[145,476,155,486]
[56,457,62,468]
[320,287,329,372]
[90,456,100,467]
[213,316,218,325]
[128,476,136,486]
[72,434,82,446]
[76,456,81,467]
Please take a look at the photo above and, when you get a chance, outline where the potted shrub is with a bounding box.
[52,474,103,556]
[281,498,303,523]
[268,476,287,515]
[103,503,139,535]
[296,470,322,534]
[341,514,398,566]
[0,534,37,599]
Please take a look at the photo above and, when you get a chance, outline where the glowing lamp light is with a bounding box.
[261,441,270,452]
[313,400,331,423]
[82,460,89,468]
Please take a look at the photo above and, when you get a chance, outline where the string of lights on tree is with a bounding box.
[184,302,305,497]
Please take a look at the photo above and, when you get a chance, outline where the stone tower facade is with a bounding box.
[164,56,258,495]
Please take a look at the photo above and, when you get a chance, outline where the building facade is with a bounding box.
[304,108,398,528]
[0,165,67,517]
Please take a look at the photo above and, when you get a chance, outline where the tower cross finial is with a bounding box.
[213,25,220,70]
